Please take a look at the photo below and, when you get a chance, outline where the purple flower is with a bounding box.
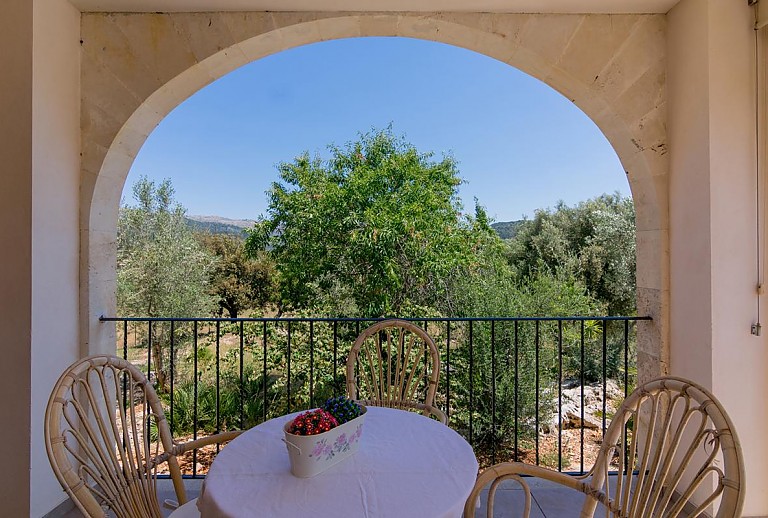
[334,433,347,448]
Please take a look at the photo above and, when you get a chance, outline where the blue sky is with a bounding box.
[126,37,629,223]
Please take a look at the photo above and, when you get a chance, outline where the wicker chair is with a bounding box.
[464,376,744,518]
[45,355,242,518]
[346,319,447,424]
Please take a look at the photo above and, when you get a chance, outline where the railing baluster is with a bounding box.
[170,320,175,434]
[505,321,511,370]
[216,321,221,452]
[122,321,128,411]
[147,321,152,384]
[468,320,474,447]
[535,319,540,466]
[146,318,154,455]
[423,320,429,398]
[624,319,630,470]
[624,320,629,395]
[239,321,244,430]
[193,320,198,477]
[287,321,291,414]
[445,321,451,423]
[333,321,338,397]
[122,320,128,360]
[514,320,519,463]
[355,320,361,398]
[558,319,563,472]
[491,320,496,465]
[309,321,314,408]
[602,319,608,438]
[262,321,267,422]
[580,320,585,475]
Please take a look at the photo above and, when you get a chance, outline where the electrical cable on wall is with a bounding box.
[753,1,764,336]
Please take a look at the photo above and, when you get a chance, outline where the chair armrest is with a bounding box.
[152,430,244,466]
[463,462,612,518]
[171,430,244,456]
[425,405,447,425]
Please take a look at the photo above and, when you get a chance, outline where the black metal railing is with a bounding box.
[100,315,651,477]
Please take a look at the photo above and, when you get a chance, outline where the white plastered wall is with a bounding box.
[668,0,768,514]
[0,1,34,514]
[0,1,80,515]
[30,0,81,515]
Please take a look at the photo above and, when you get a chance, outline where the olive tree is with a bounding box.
[117,177,217,390]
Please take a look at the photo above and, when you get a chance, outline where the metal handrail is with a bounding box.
[101,314,651,478]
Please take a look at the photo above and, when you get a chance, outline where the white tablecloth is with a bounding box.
[198,406,478,517]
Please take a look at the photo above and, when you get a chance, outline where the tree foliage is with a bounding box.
[246,128,491,317]
[444,236,607,446]
[506,193,636,315]
[117,177,217,390]
[197,233,276,318]
[118,177,217,317]
[117,137,640,468]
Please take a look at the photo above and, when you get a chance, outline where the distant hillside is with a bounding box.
[491,220,524,240]
[188,214,524,240]
[186,215,255,237]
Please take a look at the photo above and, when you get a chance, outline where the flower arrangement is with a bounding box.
[286,397,363,436]
[283,398,366,477]
[322,396,363,425]
[287,409,338,436]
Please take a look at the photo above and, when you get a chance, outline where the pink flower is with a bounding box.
[311,440,326,457]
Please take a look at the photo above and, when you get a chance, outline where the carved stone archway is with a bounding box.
[80,12,667,382]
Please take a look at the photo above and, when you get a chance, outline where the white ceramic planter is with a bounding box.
[282,406,367,478]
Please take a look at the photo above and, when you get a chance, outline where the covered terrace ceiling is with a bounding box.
[70,0,681,14]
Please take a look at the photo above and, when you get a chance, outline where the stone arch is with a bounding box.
[81,12,667,380]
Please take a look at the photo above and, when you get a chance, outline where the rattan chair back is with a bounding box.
[465,376,744,518]
[45,355,185,518]
[586,376,744,517]
[346,319,446,423]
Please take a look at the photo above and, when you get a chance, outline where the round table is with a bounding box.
[197,406,478,517]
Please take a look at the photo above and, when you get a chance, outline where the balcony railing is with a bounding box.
[100,315,651,478]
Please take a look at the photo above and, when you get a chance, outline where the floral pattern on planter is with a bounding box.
[309,424,364,461]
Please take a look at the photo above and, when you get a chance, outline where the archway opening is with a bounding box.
[97,26,656,476]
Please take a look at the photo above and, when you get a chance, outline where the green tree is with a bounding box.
[198,233,276,318]
[246,128,488,317]
[446,238,606,447]
[506,193,636,315]
[117,177,217,390]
